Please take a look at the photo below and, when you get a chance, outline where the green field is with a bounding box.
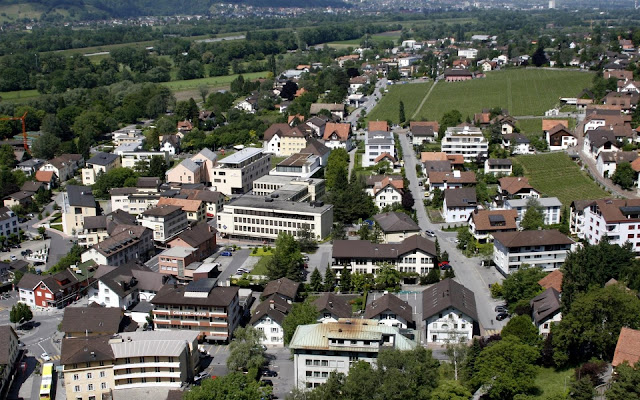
[532,367,573,399]
[367,82,432,123]
[0,89,40,102]
[327,32,402,48]
[516,152,609,206]
[161,71,268,91]
[516,117,576,139]
[408,69,594,121]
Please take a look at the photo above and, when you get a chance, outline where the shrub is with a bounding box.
[490,282,503,298]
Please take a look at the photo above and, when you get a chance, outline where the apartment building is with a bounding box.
[61,330,199,399]
[157,197,205,224]
[121,150,169,169]
[332,235,437,278]
[80,225,154,267]
[423,278,478,343]
[217,196,333,242]
[165,158,203,185]
[505,197,562,227]
[289,319,416,389]
[252,175,325,203]
[468,209,518,243]
[61,306,132,338]
[87,263,167,309]
[364,293,413,329]
[0,325,19,398]
[211,148,271,195]
[39,153,84,182]
[62,185,98,236]
[78,210,137,248]
[270,153,321,179]
[167,223,217,262]
[82,152,121,185]
[139,205,188,243]
[180,189,226,218]
[425,170,477,194]
[112,127,144,146]
[0,207,19,238]
[443,188,477,224]
[483,158,512,175]
[492,230,575,276]
[364,130,395,167]
[441,126,488,162]
[372,211,421,243]
[110,187,161,215]
[151,279,241,342]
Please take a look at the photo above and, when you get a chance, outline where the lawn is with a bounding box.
[0,89,40,103]
[249,255,271,276]
[515,152,609,206]
[532,367,573,399]
[270,156,287,169]
[409,69,594,121]
[367,82,433,124]
[516,117,577,137]
[162,71,268,92]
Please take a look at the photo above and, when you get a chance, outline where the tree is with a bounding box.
[266,232,304,282]
[185,372,270,400]
[9,302,33,327]
[280,80,298,101]
[532,47,548,67]
[331,222,346,240]
[0,144,17,168]
[435,237,441,258]
[612,161,636,190]
[401,189,414,211]
[92,167,138,198]
[282,300,320,345]
[296,226,317,253]
[147,156,167,179]
[606,360,640,399]
[175,98,199,122]
[197,85,210,103]
[226,326,266,374]
[500,265,546,307]
[31,132,61,160]
[324,267,336,292]
[569,377,596,400]
[431,187,444,208]
[324,148,349,191]
[431,381,472,400]
[470,337,539,399]
[500,315,541,348]
[520,198,545,230]
[439,110,462,136]
[340,267,352,292]
[512,163,525,177]
[310,268,323,292]
[423,267,441,284]
[553,284,640,365]
[375,263,401,292]
[398,101,406,124]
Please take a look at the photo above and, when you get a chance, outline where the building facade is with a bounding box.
[441,126,488,162]
[139,205,189,243]
[492,230,575,275]
[211,148,271,195]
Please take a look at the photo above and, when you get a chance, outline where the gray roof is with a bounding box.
[444,188,477,208]
[226,195,333,214]
[423,161,452,172]
[178,158,200,173]
[141,204,183,217]
[195,148,217,162]
[262,277,300,300]
[109,331,199,358]
[66,185,96,208]
[87,152,119,166]
[61,306,124,335]
[0,207,15,222]
[364,293,413,323]
[250,294,292,325]
[505,197,562,208]
[97,263,166,298]
[422,278,478,321]
[411,125,435,137]
[61,336,114,365]
[530,287,561,324]
[492,229,574,248]
[152,283,239,307]
[333,235,436,260]
[373,212,420,233]
[312,293,354,319]
[217,148,263,165]
[303,137,331,156]
[487,158,512,166]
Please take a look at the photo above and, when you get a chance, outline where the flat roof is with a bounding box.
[226,195,332,214]
[218,148,263,165]
[506,197,562,208]
[158,247,197,258]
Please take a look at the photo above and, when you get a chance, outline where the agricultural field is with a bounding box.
[408,69,594,121]
[516,117,576,139]
[367,82,432,123]
[515,152,609,206]
[326,31,402,48]
[0,89,40,103]
[0,3,50,23]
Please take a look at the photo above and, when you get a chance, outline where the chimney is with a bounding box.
[270,300,275,310]
[329,301,333,308]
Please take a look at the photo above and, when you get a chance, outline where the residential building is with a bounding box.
[277,127,309,157]
[545,124,577,151]
[82,152,121,186]
[538,269,563,293]
[503,133,532,155]
[332,235,437,278]
[157,247,199,280]
[612,327,640,367]
[61,185,98,236]
[530,288,562,337]
[498,177,541,200]
[312,293,353,323]
[583,129,620,159]
[305,116,329,139]
[309,103,346,119]
[157,197,205,224]
[61,306,134,338]
[17,269,81,309]
[368,120,389,132]
[217,195,333,242]
[484,158,512,176]
[80,225,154,267]
[441,126,488,162]
[0,325,19,398]
[77,210,137,249]
[569,199,594,240]
[468,209,518,244]
[492,230,575,275]
[368,176,404,210]
[250,294,292,346]
[373,211,421,243]
[596,151,638,178]
[426,170,476,195]
[39,154,84,181]
[35,170,57,189]
[110,188,161,215]
[410,124,436,145]
[505,197,562,226]
[160,135,181,156]
[289,319,417,389]
[364,293,413,329]
[16,158,44,175]
[263,123,293,155]
[421,152,465,169]
[121,150,169,170]
[458,48,478,59]
[262,278,300,303]
[167,223,217,264]
[252,175,325,202]
[443,188,477,224]
[139,205,188,243]
[270,153,321,179]
[3,191,33,209]
[20,181,44,194]
[423,278,478,343]
[180,189,226,219]
[151,279,241,342]
[323,122,353,151]
[302,138,331,166]
[87,263,167,309]
[112,127,144,146]
[0,207,18,238]
[444,69,473,82]
[211,148,271,195]
[166,159,203,185]
[364,130,395,167]
[583,111,627,134]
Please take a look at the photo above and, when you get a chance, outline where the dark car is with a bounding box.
[261,379,274,386]
[262,370,278,377]
[496,312,509,321]
[494,305,508,313]
[220,251,233,256]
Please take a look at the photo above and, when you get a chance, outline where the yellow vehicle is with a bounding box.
[40,362,54,399]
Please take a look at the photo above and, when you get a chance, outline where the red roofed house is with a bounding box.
[35,170,57,190]
[323,122,353,151]
[498,177,541,200]
[368,120,389,132]
[538,269,563,292]
[365,175,404,210]
[17,270,82,309]
[177,120,193,134]
[613,327,640,367]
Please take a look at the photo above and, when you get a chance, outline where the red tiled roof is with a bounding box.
[538,270,563,293]
[35,170,55,182]
[323,123,351,142]
[542,119,569,131]
[368,120,389,132]
[613,327,640,367]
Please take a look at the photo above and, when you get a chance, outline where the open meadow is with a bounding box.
[515,152,609,206]
[367,82,433,123]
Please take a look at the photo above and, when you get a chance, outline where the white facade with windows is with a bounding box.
[253,315,285,345]
[364,131,395,167]
[441,126,488,162]
[424,307,475,343]
[505,197,562,227]
[373,185,403,210]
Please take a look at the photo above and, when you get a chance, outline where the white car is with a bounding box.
[41,353,51,361]
[10,255,17,261]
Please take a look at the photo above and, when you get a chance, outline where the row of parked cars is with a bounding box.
[495,304,509,321]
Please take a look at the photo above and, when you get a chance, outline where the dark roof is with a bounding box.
[312,293,353,319]
[530,287,561,324]
[262,278,300,300]
[444,187,477,208]
[249,294,292,325]
[66,185,96,208]
[423,160,452,172]
[87,152,119,166]
[333,235,437,260]
[0,325,18,365]
[142,204,183,217]
[411,125,435,137]
[137,177,162,189]
[60,335,114,365]
[181,189,225,203]
[152,283,239,307]
[18,269,79,292]
[492,229,574,248]
[0,206,15,222]
[83,215,107,231]
[170,222,216,248]
[97,263,165,298]
[6,191,33,201]
[364,293,413,323]
[61,306,124,335]
[486,158,512,166]
[587,129,618,148]
[21,181,44,193]
[303,137,331,157]
[16,272,42,290]
[444,68,473,77]
[422,278,478,321]
[373,212,420,233]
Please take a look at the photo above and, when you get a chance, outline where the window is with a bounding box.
[100,371,105,378]
[74,386,80,393]
[88,383,94,391]
[73,374,79,381]
[101,382,108,390]
[87,372,93,379]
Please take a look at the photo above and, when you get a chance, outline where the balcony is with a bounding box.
[113,370,181,380]
[113,382,181,390]
[113,362,179,370]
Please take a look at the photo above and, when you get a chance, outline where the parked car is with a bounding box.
[494,305,508,313]
[220,251,233,256]
[41,353,51,361]
[10,255,17,261]
[302,255,310,262]
[425,230,436,237]
[194,371,209,383]
[262,370,278,377]
[496,312,509,321]
[261,379,274,386]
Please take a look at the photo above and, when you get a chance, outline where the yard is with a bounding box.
[393,69,595,122]
[516,117,577,139]
[367,82,433,124]
[249,255,271,276]
[515,152,609,206]
[532,367,573,399]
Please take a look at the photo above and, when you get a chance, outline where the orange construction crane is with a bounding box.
[0,111,29,152]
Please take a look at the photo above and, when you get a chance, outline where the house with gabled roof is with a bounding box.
[583,129,620,159]
[426,170,476,195]
[262,277,300,303]
[443,187,477,223]
[310,103,346,119]
[323,122,353,151]
[250,294,292,346]
[545,124,577,151]
[498,177,540,200]
[368,120,389,132]
[530,287,562,337]
[373,211,421,243]
[17,269,81,309]
[365,293,413,329]
[313,293,354,323]
[613,327,640,367]
[538,269,563,293]
[423,278,478,343]
[0,325,19,397]
[35,170,57,189]
[367,175,404,210]
[80,225,154,267]
[484,158,512,176]
[492,230,575,275]
[468,209,518,243]
[61,185,97,236]
[39,154,84,182]
[596,151,638,178]
[81,152,121,185]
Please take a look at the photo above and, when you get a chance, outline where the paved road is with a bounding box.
[345,78,388,126]
[397,132,507,335]
[305,243,332,283]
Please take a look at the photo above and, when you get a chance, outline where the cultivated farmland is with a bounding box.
[367,82,433,123]
[392,69,595,122]
[515,152,609,206]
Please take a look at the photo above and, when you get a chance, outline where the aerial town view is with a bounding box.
[1,0,640,399]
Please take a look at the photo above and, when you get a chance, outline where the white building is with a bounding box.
[596,151,638,178]
[364,293,413,329]
[250,294,291,346]
[81,152,121,186]
[492,230,575,276]
[443,188,477,224]
[289,319,417,389]
[364,130,395,167]
[312,293,353,323]
[80,225,154,267]
[457,49,478,59]
[545,125,577,151]
[484,158,512,176]
[504,197,562,227]
[423,279,478,343]
[120,150,169,169]
[211,148,271,195]
[441,126,488,162]
[252,175,325,203]
[139,204,189,243]
[269,153,321,179]
[0,207,19,238]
